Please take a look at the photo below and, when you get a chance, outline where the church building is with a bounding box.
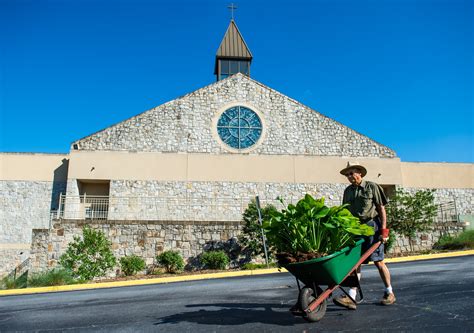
[1,19,472,276]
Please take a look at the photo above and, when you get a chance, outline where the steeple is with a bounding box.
[214,19,253,81]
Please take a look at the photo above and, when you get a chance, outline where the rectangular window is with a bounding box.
[239,61,249,75]
[230,60,239,74]
[220,60,229,74]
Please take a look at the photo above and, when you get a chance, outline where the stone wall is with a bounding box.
[73,74,396,158]
[29,218,467,276]
[30,220,243,276]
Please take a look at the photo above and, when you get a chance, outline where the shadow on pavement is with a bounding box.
[153,302,342,327]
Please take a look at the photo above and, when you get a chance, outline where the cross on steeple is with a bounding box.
[227,3,237,20]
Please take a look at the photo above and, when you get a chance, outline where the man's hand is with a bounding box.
[380,228,390,243]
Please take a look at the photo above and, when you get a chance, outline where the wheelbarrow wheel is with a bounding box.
[299,286,327,322]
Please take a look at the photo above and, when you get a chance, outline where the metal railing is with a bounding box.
[54,194,295,222]
[6,258,30,280]
[436,200,458,224]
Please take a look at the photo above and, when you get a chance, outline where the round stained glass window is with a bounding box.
[217,106,262,150]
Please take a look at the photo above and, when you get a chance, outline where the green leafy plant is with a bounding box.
[384,232,396,253]
[434,230,474,250]
[239,199,278,260]
[263,194,374,258]
[200,250,229,270]
[386,188,437,251]
[59,226,117,281]
[157,250,184,273]
[120,255,146,276]
[28,268,78,287]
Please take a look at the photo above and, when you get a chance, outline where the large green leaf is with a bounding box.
[263,194,375,256]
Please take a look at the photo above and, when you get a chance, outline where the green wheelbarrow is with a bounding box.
[284,239,382,322]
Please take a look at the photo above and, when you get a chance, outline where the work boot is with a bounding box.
[381,292,396,305]
[333,295,357,310]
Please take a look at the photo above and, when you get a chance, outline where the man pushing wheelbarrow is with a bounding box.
[334,162,396,309]
[262,162,395,322]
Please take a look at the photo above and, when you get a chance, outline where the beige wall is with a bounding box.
[401,162,474,189]
[0,153,69,182]
[68,150,403,184]
[2,152,473,189]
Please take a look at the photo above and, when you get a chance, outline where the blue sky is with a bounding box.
[1,0,473,162]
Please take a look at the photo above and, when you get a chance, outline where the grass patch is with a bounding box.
[28,268,79,287]
[1,272,28,289]
[241,262,278,270]
[434,230,474,250]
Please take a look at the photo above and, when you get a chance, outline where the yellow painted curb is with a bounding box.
[1,250,472,297]
[383,249,474,264]
[0,267,286,297]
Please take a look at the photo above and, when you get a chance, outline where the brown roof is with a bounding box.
[216,19,253,59]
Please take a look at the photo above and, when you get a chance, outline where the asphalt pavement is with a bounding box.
[0,256,473,332]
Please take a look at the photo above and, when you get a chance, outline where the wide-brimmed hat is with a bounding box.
[340,162,367,177]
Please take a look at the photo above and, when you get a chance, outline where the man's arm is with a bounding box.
[376,204,389,242]
[376,204,387,229]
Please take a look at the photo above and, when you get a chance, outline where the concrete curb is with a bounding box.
[1,250,473,297]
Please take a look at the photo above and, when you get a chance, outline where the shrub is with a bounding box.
[28,268,77,287]
[59,226,117,281]
[120,255,146,276]
[239,199,278,260]
[200,250,229,270]
[384,232,396,253]
[157,251,184,273]
[434,230,474,250]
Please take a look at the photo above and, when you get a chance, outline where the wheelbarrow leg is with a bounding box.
[289,278,304,315]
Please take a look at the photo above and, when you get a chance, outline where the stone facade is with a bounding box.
[390,222,465,255]
[0,180,65,243]
[73,74,396,158]
[30,220,243,276]
[428,188,473,215]
[105,180,347,221]
[0,180,66,277]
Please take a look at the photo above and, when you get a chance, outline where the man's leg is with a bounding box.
[374,260,390,287]
[374,260,396,305]
[333,266,360,310]
[348,265,361,299]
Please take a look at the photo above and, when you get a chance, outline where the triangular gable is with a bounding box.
[72,73,396,159]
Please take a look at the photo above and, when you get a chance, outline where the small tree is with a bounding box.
[238,199,277,261]
[386,188,437,251]
[59,226,116,281]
